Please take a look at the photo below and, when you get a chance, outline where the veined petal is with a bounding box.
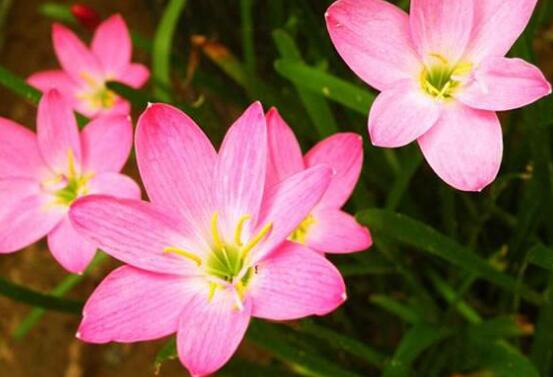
[37,90,82,174]
[177,288,251,377]
[457,57,552,111]
[326,0,421,91]
[88,172,141,199]
[91,14,131,76]
[368,80,441,148]
[81,114,133,173]
[136,103,216,236]
[254,165,332,262]
[305,133,364,209]
[0,179,63,254]
[249,241,346,320]
[465,0,538,62]
[266,108,304,188]
[52,23,102,82]
[48,217,97,274]
[78,265,197,343]
[217,102,267,235]
[0,118,47,179]
[418,103,502,192]
[118,63,150,89]
[410,0,474,64]
[69,195,204,275]
[306,208,372,254]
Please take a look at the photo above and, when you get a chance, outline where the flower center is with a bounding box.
[420,54,472,100]
[289,214,315,244]
[43,150,93,206]
[78,72,117,110]
[164,212,272,305]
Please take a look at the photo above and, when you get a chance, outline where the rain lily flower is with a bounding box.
[266,108,372,253]
[28,14,149,118]
[326,0,552,191]
[0,89,140,273]
[69,102,346,377]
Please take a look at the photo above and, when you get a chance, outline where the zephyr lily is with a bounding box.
[326,0,551,191]
[266,108,372,254]
[28,14,149,118]
[69,102,346,377]
[0,89,140,273]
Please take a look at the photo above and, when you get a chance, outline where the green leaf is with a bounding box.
[528,244,553,270]
[240,0,256,96]
[0,65,41,104]
[152,0,187,101]
[248,321,363,377]
[381,323,451,377]
[274,59,375,114]
[357,209,543,305]
[370,295,422,324]
[0,276,83,314]
[467,316,533,341]
[106,81,152,110]
[273,30,339,137]
[298,320,387,368]
[38,2,76,25]
[465,340,540,377]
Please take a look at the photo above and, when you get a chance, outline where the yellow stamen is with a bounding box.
[211,212,224,250]
[429,53,449,65]
[80,71,98,87]
[240,222,272,260]
[234,214,251,247]
[208,282,217,302]
[67,149,77,177]
[163,247,202,266]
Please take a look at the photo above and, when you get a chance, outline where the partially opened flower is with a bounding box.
[28,14,149,118]
[326,0,551,191]
[0,89,140,273]
[266,108,372,254]
[69,102,346,377]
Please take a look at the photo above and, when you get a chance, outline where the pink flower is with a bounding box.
[28,14,149,119]
[0,89,140,273]
[266,108,372,254]
[69,102,346,377]
[326,0,552,191]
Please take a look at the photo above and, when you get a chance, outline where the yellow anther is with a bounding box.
[163,247,202,266]
[208,282,217,302]
[429,53,449,65]
[211,212,224,250]
[67,149,77,177]
[240,222,272,260]
[234,214,251,247]
[80,71,98,87]
[289,214,316,244]
[453,61,473,76]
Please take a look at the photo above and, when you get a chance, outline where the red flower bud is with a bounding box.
[70,4,101,31]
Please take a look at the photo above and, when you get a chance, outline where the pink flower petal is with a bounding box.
[81,114,133,173]
[0,118,47,179]
[0,179,62,253]
[325,0,420,91]
[37,90,82,173]
[368,80,441,148]
[78,265,196,343]
[69,195,203,275]
[119,64,150,89]
[216,102,267,234]
[249,241,346,320]
[52,23,102,82]
[305,133,363,209]
[465,0,538,62]
[418,104,502,192]
[177,288,252,377]
[306,208,372,254]
[409,0,474,63]
[136,103,216,234]
[255,165,332,262]
[457,57,552,111]
[27,70,78,102]
[91,14,131,76]
[88,172,141,199]
[266,108,304,188]
[48,217,96,274]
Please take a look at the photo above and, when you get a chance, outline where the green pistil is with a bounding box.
[420,54,472,100]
